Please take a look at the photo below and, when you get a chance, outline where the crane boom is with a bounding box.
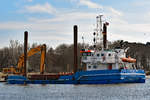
[18,44,46,74]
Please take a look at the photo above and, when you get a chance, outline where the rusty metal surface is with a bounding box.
[28,72,74,80]
[28,74,60,80]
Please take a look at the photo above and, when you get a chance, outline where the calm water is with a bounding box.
[0,79,150,100]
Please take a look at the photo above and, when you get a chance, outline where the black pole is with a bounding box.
[24,31,28,77]
[74,25,78,73]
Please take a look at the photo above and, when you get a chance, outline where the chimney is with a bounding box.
[102,22,109,49]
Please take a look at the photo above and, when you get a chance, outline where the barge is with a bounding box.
[7,15,145,84]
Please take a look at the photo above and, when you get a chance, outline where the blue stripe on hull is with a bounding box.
[7,69,145,84]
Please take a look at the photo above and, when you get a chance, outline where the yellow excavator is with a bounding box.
[2,44,46,75]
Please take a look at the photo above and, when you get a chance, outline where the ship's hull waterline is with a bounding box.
[7,69,145,84]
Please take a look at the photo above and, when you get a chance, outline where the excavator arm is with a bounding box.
[40,45,46,74]
[17,44,46,74]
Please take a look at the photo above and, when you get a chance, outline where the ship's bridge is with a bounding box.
[80,49,125,63]
[80,49,135,71]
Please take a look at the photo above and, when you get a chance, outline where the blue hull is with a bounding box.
[7,69,145,84]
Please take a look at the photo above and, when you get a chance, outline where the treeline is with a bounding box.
[0,40,84,73]
[0,40,150,72]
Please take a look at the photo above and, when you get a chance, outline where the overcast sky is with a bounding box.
[0,0,150,48]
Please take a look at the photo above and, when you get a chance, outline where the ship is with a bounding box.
[7,15,145,84]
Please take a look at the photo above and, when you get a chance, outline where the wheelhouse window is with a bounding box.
[87,52,91,56]
[82,53,86,56]
[82,52,91,56]
[101,53,104,56]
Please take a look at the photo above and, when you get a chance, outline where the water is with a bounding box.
[0,79,150,100]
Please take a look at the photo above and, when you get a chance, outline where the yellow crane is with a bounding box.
[2,44,46,75]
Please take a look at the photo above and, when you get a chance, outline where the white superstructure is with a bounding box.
[81,48,136,71]
[80,15,136,71]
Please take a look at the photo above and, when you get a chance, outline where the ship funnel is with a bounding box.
[74,25,78,73]
[102,22,109,49]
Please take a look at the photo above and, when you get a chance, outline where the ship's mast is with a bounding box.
[95,15,103,49]
[93,15,109,50]
[82,36,85,49]
[97,15,109,50]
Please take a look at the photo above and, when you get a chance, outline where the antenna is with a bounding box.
[96,15,103,40]
[82,36,85,49]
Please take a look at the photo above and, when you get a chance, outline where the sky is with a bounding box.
[0,0,150,48]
